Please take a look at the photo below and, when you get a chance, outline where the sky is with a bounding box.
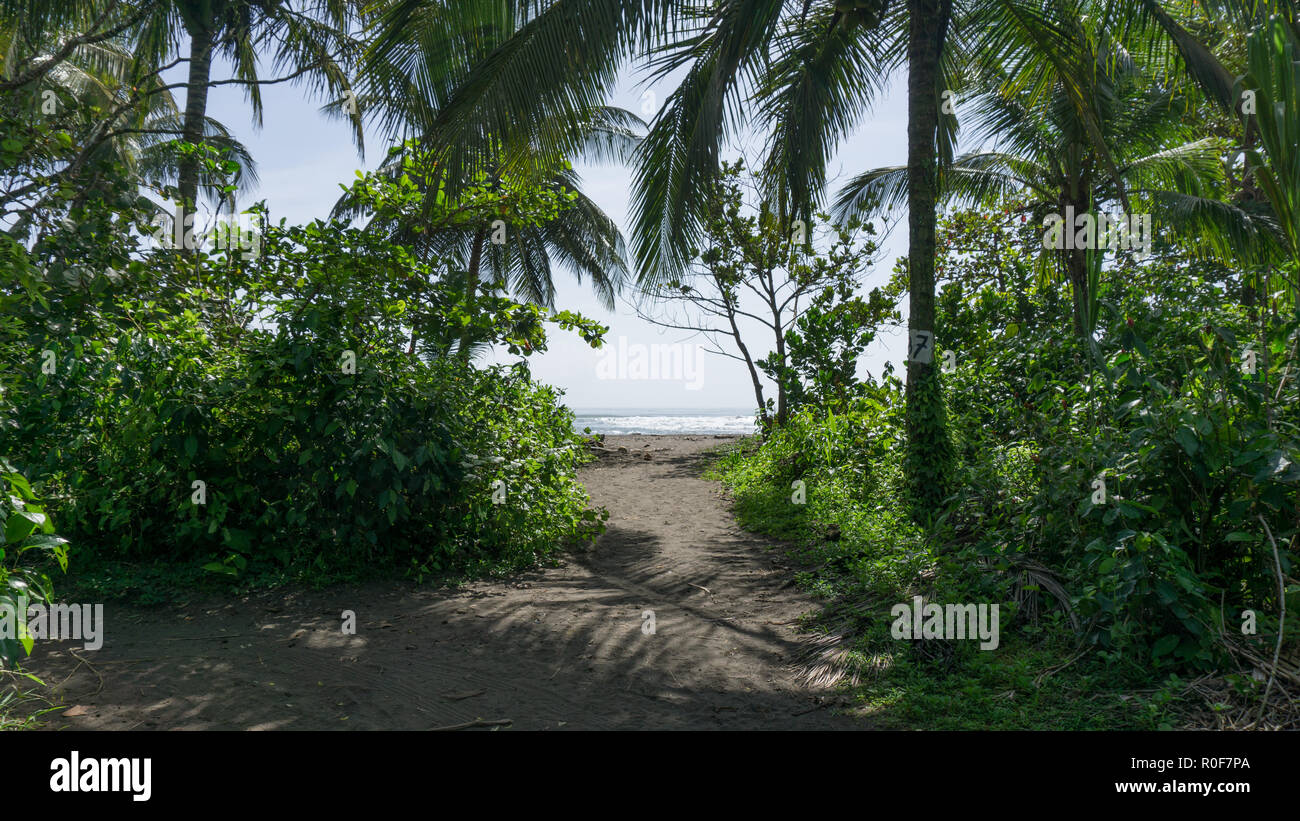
[199,55,916,413]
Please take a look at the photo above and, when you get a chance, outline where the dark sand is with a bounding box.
[20,435,857,730]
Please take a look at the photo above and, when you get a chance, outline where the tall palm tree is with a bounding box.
[902,0,957,513]
[0,12,256,239]
[1,0,358,211]
[141,0,360,209]
[833,35,1269,343]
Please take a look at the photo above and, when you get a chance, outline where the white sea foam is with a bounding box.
[572,411,756,435]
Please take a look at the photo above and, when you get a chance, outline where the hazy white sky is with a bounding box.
[201,57,915,412]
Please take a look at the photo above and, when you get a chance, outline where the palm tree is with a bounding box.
[833,37,1266,344]
[120,0,361,210]
[0,11,256,240]
[2,0,358,212]
[902,0,957,513]
[332,140,634,359]
[352,5,645,358]
[333,103,640,307]
[413,165,630,308]
[1069,0,1300,315]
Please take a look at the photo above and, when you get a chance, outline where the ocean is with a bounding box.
[571,408,758,436]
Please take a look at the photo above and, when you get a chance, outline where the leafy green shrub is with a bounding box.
[0,153,607,583]
[0,461,69,668]
[939,224,1300,670]
[718,204,1298,680]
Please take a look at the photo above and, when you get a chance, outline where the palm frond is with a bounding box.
[630,0,789,284]
[755,4,896,224]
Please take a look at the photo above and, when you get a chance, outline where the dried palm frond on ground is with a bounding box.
[1175,674,1300,730]
[790,587,966,688]
[791,596,889,689]
[1008,556,1080,632]
[794,628,895,689]
[1168,606,1300,730]
[1219,630,1300,689]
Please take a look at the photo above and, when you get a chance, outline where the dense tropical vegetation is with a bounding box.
[0,1,614,677]
[1,0,1297,729]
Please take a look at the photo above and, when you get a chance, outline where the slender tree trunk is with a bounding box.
[457,227,488,361]
[727,308,769,427]
[1262,263,1272,429]
[1060,165,1092,345]
[772,320,788,426]
[1065,244,1088,340]
[1240,131,1261,317]
[903,0,955,520]
[178,24,216,212]
[762,269,789,426]
[993,229,1006,291]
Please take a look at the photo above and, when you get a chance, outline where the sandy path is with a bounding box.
[21,435,856,730]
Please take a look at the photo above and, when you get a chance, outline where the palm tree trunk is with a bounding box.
[1065,244,1088,340]
[903,0,955,520]
[457,227,489,361]
[178,24,216,212]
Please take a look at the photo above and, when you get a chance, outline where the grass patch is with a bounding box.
[704,437,1158,731]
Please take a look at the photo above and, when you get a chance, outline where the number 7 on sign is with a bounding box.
[910,330,934,365]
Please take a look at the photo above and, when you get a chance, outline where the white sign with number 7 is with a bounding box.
[909,330,934,365]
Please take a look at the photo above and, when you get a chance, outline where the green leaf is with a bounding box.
[1152,634,1179,659]
[1117,398,1142,416]
[1155,579,1177,604]
[5,510,45,544]
[18,533,68,552]
[2,472,35,501]
[1173,426,1199,456]
[1254,450,1293,481]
